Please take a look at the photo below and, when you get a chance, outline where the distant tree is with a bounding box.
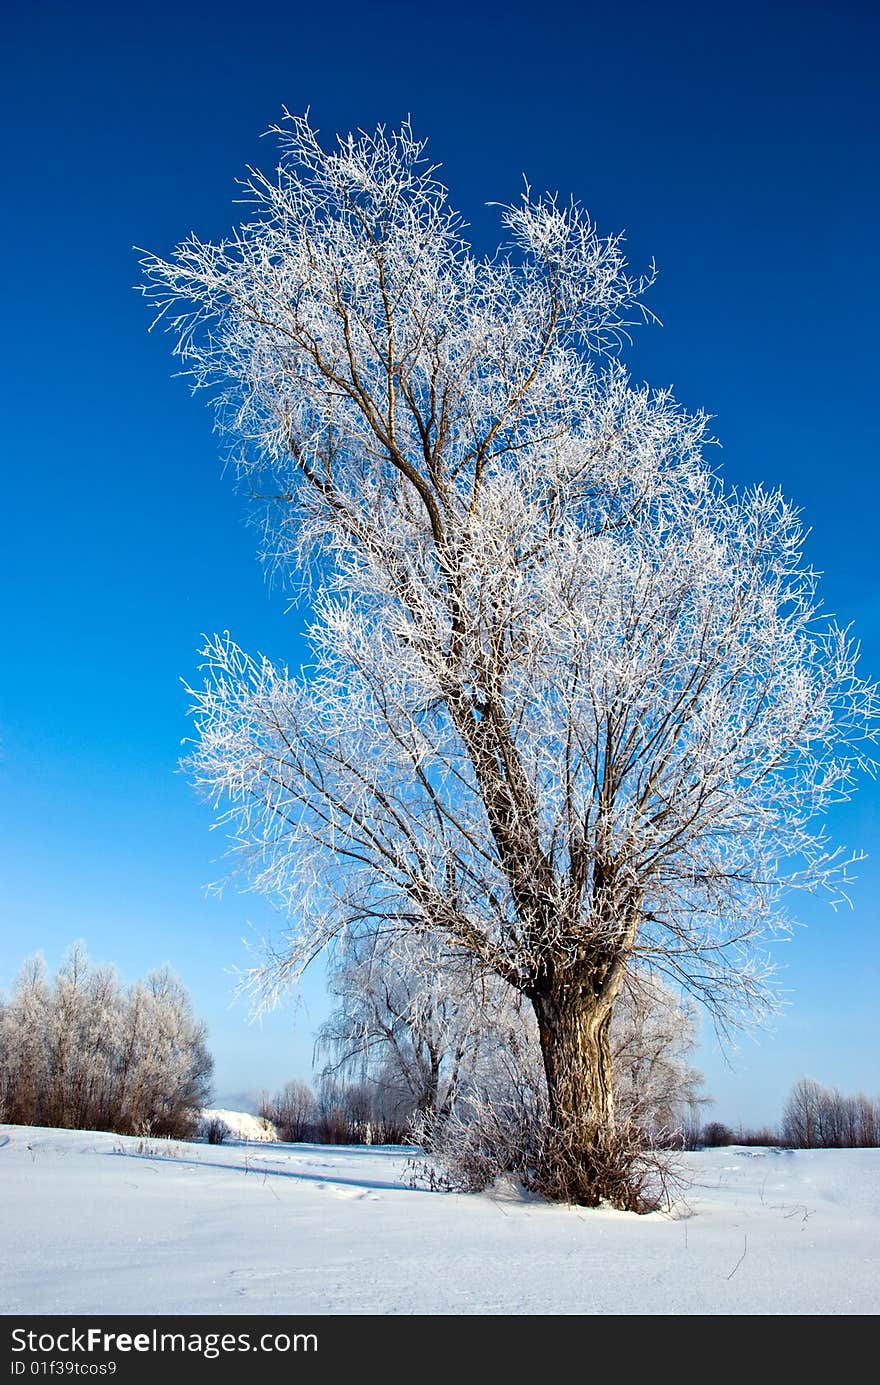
[311,1076,365,1144]
[700,1121,734,1147]
[0,945,213,1137]
[119,967,214,1136]
[265,1077,316,1142]
[316,932,488,1123]
[731,1125,782,1147]
[609,975,705,1136]
[782,1077,828,1148]
[852,1093,879,1148]
[143,114,878,1206]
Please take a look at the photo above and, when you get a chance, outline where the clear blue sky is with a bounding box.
[1,0,877,1127]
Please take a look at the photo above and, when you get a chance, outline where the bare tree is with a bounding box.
[265,1077,316,1142]
[852,1093,879,1149]
[781,1077,880,1148]
[142,116,877,1204]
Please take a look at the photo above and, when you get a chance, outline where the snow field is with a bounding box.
[1,1125,877,1315]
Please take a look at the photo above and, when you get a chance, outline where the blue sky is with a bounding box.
[1,0,877,1127]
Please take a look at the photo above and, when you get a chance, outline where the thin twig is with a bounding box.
[726,1235,747,1280]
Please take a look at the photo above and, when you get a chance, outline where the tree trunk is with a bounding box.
[531,978,616,1205]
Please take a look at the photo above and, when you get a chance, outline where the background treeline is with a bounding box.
[254,1073,880,1151]
[694,1078,880,1149]
[256,1076,413,1146]
[0,945,212,1137]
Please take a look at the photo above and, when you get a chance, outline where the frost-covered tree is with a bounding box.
[608,975,704,1135]
[410,969,706,1193]
[142,115,877,1205]
[316,932,489,1122]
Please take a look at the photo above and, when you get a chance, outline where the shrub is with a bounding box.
[200,1116,230,1145]
[701,1121,734,1147]
[413,1084,681,1213]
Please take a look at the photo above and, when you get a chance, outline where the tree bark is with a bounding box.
[531,975,617,1204]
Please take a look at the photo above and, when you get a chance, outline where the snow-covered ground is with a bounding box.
[1,1123,877,1315]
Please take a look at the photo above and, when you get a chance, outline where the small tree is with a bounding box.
[701,1121,734,1147]
[143,116,877,1205]
[609,976,705,1137]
